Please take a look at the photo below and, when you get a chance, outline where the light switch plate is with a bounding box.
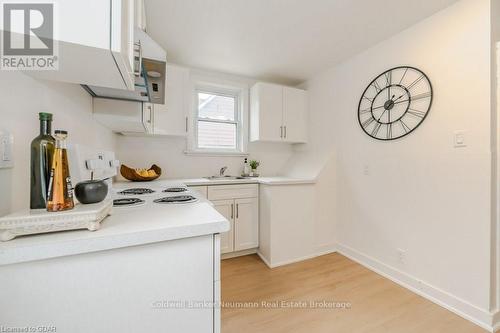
[454,130,467,148]
[0,130,14,169]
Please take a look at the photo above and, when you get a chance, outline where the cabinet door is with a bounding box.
[234,198,259,251]
[93,99,145,133]
[283,87,308,143]
[153,65,190,136]
[212,200,234,254]
[111,0,135,90]
[135,0,147,31]
[250,83,283,142]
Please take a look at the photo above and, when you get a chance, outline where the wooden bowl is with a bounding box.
[120,164,162,182]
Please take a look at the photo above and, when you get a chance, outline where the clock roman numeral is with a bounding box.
[362,117,375,128]
[385,71,392,87]
[359,108,371,115]
[371,122,382,136]
[407,108,426,118]
[410,91,431,101]
[386,123,392,139]
[372,80,382,93]
[407,75,425,91]
[400,119,411,133]
[399,68,409,85]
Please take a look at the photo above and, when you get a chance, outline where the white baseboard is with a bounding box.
[256,251,272,268]
[221,248,257,260]
[493,311,500,332]
[336,243,494,332]
[256,243,337,269]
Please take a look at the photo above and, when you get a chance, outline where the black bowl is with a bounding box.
[75,180,108,204]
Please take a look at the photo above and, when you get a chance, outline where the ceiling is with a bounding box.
[146,0,458,85]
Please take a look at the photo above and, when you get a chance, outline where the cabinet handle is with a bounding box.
[185,117,188,132]
[134,41,143,77]
[231,204,234,219]
[284,126,287,139]
[236,204,239,219]
[280,126,283,138]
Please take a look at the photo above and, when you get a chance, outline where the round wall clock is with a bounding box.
[357,66,433,141]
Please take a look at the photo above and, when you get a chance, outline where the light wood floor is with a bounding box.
[221,253,486,333]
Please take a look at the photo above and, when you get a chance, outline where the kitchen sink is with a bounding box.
[204,175,249,180]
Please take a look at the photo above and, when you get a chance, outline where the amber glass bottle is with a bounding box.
[30,113,55,209]
[46,130,74,212]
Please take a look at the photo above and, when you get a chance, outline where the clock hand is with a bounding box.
[377,109,387,122]
[394,94,406,102]
[371,105,385,110]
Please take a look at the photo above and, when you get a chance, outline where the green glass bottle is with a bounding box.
[30,112,55,209]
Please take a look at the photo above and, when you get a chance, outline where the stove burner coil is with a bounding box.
[153,195,198,204]
[118,188,155,195]
[113,198,145,207]
[163,187,188,193]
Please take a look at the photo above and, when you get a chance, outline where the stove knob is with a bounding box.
[109,159,120,168]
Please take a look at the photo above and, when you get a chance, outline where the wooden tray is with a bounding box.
[0,200,113,241]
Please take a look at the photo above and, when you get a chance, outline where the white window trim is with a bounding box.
[186,78,249,156]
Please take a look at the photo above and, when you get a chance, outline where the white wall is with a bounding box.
[116,135,292,179]
[0,72,115,217]
[115,68,294,179]
[491,0,500,319]
[291,0,494,325]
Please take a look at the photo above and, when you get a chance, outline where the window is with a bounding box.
[194,89,241,152]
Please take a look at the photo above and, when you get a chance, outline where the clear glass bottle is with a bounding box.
[30,113,55,209]
[46,130,74,212]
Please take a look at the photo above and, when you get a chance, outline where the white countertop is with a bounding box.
[0,185,229,266]
[0,176,314,266]
[179,176,317,186]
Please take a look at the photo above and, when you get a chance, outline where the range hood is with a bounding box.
[82,29,167,104]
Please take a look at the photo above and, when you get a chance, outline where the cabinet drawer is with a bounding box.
[208,184,258,201]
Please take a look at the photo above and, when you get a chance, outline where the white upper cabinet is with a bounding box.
[250,83,283,142]
[24,0,135,91]
[135,0,148,31]
[111,0,136,90]
[250,82,308,144]
[153,64,190,136]
[93,98,154,135]
[92,64,190,137]
[282,87,308,143]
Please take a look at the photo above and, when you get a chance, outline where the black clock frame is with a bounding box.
[357,66,433,141]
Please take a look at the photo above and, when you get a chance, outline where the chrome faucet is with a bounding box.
[219,166,228,176]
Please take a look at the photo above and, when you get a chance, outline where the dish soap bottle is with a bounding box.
[30,112,55,209]
[47,130,74,212]
[243,158,250,177]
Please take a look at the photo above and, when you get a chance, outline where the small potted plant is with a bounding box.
[249,160,260,177]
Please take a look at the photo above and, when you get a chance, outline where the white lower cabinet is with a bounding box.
[234,198,259,251]
[188,185,208,199]
[213,200,235,254]
[208,184,259,255]
[0,235,218,332]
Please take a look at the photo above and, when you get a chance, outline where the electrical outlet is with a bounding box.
[363,164,370,176]
[0,130,14,169]
[397,248,406,264]
[454,130,467,148]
